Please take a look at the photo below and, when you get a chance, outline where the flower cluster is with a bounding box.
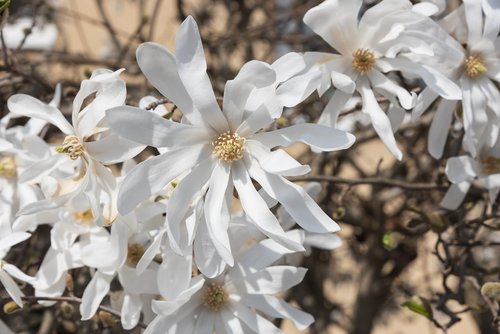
[0,0,498,332]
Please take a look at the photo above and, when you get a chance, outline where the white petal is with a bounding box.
[377,58,461,100]
[368,70,416,110]
[194,220,226,278]
[119,266,159,295]
[0,232,30,251]
[463,0,483,45]
[412,87,439,121]
[76,77,126,137]
[272,52,307,83]
[317,89,353,127]
[121,294,142,330]
[166,158,214,252]
[224,60,276,132]
[194,309,216,334]
[243,294,314,330]
[157,250,192,300]
[331,71,356,94]
[0,270,24,307]
[303,0,362,54]
[85,133,145,165]
[238,266,307,294]
[445,156,479,183]
[175,17,228,133]
[136,42,198,125]
[357,78,403,160]
[80,272,114,320]
[229,302,281,334]
[233,161,304,252]
[237,230,305,270]
[204,162,234,266]
[106,106,212,148]
[276,70,322,108]
[117,145,210,214]
[441,182,471,210]
[260,149,311,176]
[428,99,457,159]
[8,94,74,135]
[136,230,165,275]
[304,232,342,250]
[252,123,355,152]
[483,0,500,40]
[236,104,275,138]
[248,162,339,233]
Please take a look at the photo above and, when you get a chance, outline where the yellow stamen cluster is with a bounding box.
[0,156,16,179]
[203,282,228,311]
[56,135,84,160]
[127,243,145,267]
[74,209,94,224]
[212,132,245,162]
[482,156,500,175]
[464,55,487,78]
[352,49,376,75]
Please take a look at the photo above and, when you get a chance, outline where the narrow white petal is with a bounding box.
[204,162,234,266]
[357,78,403,160]
[233,161,304,252]
[117,145,210,214]
[175,17,228,133]
[80,272,114,320]
[445,156,479,183]
[260,149,311,176]
[0,232,30,251]
[252,123,355,152]
[8,94,74,135]
[121,294,142,330]
[85,133,145,165]
[194,220,226,278]
[276,70,322,108]
[106,106,213,148]
[317,89,353,127]
[158,249,192,300]
[248,161,339,233]
[229,302,281,334]
[136,42,198,124]
[428,99,457,159]
[368,70,416,110]
[239,266,307,294]
[441,182,471,210]
[166,158,214,251]
[0,271,24,307]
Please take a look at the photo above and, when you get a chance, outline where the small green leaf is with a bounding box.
[401,296,433,319]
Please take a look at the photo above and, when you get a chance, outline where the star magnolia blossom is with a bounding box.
[145,232,313,334]
[8,69,144,226]
[0,232,34,306]
[441,135,500,210]
[412,0,500,159]
[106,16,355,265]
[280,0,461,160]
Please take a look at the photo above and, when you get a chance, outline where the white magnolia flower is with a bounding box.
[441,137,500,210]
[412,0,500,158]
[285,0,461,160]
[8,69,143,225]
[145,234,313,334]
[107,16,355,265]
[0,232,34,306]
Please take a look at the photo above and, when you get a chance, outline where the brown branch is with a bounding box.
[19,295,147,329]
[289,175,447,191]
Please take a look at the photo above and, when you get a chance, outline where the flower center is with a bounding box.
[127,243,145,267]
[73,209,94,224]
[464,55,487,78]
[203,282,228,312]
[0,156,16,179]
[212,132,245,162]
[352,49,376,74]
[481,156,500,175]
[56,135,84,160]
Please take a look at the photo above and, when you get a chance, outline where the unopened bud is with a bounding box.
[481,282,500,301]
[60,301,74,319]
[98,311,119,326]
[3,300,21,314]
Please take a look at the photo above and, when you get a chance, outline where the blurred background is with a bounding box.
[0,0,496,333]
